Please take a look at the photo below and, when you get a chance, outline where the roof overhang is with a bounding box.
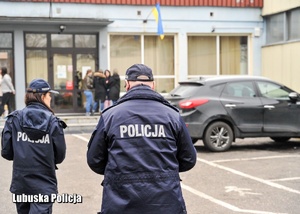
[0,17,113,27]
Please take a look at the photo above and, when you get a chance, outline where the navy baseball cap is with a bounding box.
[27,78,59,94]
[125,64,154,81]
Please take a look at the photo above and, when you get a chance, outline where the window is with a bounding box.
[75,35,97,48]
[0,33,13,48]
[188,36,216,75]
[51,34,73,48]
[0,32,15,110]
[26,50,48,85]
[223,81,256,98]
[110,35,142,75]
[25,33,48,87]
[266,13,284,44]
[257,81,290,99]
[287,8,300,40]
[25,34,47,48]
[265,8,300,44]
[144,36,174,93]
[110,35,175,93]
[0,32,14,80]
[188,36,248,76]
[220,36,247,75]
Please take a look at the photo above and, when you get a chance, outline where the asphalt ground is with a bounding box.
[1,135,300,214]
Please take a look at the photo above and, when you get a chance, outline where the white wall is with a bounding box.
[262,0,300,16]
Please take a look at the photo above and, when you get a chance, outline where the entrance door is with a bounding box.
[51,52,96,113]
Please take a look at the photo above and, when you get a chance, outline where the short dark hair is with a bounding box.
[1,67,7,75]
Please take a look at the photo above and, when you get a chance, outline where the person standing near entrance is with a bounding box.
[87,64,197,214]
[82,69,94,116]
[0,67,15,117]
[103,69,113,109]
[93,69,106,113]
[1,78,67,214]
[0,73,3,108]
[75,70,83,108]
[109,69,120,105]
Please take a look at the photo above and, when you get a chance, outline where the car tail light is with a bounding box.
[179,99,209,109]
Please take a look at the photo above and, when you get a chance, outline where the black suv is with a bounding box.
[165,76,300,152]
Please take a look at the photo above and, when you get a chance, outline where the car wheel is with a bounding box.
[270,137,291,142]
[203,121,233,152]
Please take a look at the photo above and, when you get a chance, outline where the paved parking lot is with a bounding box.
[1,135,300,214]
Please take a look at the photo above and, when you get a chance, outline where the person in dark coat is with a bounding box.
[75,70,83,107]
[109,69,120,105]
[87,64,197,214]
[104,69,113,108]
[1,78,67,214]
[93,69,106,113]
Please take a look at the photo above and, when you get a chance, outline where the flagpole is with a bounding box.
[143,9,153,23]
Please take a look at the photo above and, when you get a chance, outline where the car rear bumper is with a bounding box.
[185,122,205,139]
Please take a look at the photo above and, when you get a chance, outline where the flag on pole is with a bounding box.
[152,3,164,40]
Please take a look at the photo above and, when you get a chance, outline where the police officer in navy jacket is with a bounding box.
[1,78,67,214]
[87,64,197,214]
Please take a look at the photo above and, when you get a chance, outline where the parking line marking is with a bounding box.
[268,177,300,182]
[72,134,290,213]
[72,134,89,142]
[198,158,300,195]
[181,183,287,214]
[212,155,300,163]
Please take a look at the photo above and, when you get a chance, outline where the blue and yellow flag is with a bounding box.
[152,3,164,40]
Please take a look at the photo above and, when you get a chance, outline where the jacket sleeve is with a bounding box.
[4,75,15,92]
[87,117,108,175]
[1,116,14,160]
[176,116,197,172]
[51,119,66,164]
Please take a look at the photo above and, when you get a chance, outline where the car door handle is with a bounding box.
[264,105,275,110]
[225,104,236,108]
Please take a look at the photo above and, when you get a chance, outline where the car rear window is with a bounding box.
[169,84,201,97]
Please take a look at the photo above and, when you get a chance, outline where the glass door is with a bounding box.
[75,53,96,113]
[51,52,96,113]
[52,53,74,112]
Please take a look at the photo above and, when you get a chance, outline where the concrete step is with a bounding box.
[60,115,100,134]
[0,113,100,134]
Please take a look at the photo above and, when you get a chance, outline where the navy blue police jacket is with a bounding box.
[87,85,197,214]
[1,102,66,195]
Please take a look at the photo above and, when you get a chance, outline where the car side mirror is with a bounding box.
[289,92,299,101]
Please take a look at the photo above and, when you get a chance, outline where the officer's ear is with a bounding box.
[151,81,155,90]
[124,80,130,91]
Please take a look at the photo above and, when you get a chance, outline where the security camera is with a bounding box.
[60,25,66,30]
[59,25,66,33]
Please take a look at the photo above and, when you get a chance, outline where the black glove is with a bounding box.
[58,118,67,129]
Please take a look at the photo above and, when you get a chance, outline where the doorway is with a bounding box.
[25,33,98,114]
[50,52,97,113]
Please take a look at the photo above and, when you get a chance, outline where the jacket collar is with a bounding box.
[103,85,178,113]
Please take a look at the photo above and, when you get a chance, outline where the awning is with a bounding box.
[0,17,113,27]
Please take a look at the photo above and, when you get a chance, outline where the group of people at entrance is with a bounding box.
[82,68,120,116]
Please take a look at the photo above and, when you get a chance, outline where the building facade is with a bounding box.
[262,0,300,93]
[0,0,264,113]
